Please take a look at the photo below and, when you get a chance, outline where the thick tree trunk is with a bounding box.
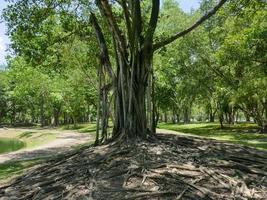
[91,0,227,143]
[112,57,151,140]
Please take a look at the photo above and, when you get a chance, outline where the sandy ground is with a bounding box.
[0,128,94,164]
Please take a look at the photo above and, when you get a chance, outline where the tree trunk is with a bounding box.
[91,0,227,143]
[164,112,168,123]
[112,57,152,140]
[183,107,190,124]
[52,106,60,126]
[219,114,224,129]
[245,113,250,122]
[209,113,215,122]
[40,96,45,127]
[176,114,180,123]
[151,68,157,133]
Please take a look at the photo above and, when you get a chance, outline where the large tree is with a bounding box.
[3,0,228,142]
[91,0,227,142]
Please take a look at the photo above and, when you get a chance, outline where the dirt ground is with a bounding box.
[0,128,94,164]
[0,132,266,200]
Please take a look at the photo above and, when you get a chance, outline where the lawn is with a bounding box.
[60,123,97,134]
[0,130,56,154]
[158,122,267,150]
[0,158,45,182]
[0,124,96,182]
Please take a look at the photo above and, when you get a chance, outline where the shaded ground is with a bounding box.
[0,133,266,200]
[159,123,267,150]
[0,128,94,164]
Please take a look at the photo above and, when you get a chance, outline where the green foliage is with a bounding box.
[1,0,266,132]
[154,0,267,130]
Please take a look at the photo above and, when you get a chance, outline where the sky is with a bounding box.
[0,0,200,65]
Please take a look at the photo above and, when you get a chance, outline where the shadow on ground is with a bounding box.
[0,133,266,200]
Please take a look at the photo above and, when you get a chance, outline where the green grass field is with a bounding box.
[158,122,267,150]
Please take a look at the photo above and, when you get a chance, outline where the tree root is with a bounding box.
[1,133,266,200]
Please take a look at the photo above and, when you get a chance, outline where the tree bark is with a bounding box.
[91,0,228,143]
[183,107,190,124]
[40,96,45,127]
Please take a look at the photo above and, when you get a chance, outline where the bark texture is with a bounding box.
[90,0,228,143]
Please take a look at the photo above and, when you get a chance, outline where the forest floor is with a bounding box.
[0,132,266,200]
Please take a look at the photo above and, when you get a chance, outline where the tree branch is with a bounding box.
[96,0,127,57]
[120,0,133,45]
[90,12,115,80]
[153,0,228,51]
[131,0,142,42]
[145,0,160,44]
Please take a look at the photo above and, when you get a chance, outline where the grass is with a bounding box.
[0,123,96,151]
[0,124,97,181]
[59,123,97,134]
[158,122,267,150]
[0,131,56,154]
[0,139,95,182]
[19,131,56,148]
[0,138,25,154]
[0,158,45,182]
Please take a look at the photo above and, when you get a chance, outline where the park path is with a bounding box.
[0,128,94,164]
[0,128,214,164]
[0,128,181,164]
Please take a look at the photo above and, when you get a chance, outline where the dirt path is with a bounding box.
[0,128,233,164]
[0,128,94,164]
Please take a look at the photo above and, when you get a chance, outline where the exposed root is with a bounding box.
[0,133,266,200]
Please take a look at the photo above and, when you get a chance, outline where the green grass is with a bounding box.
[0,158,45,182]
[158,122,267,150]
[0,131,56,154]
[22,132,56,148]
[0,125,97,181]
[60,123,96,133]
[0,138,25,153]
[0,140,94,182]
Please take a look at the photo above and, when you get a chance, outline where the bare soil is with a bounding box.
[0,133,266,200]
